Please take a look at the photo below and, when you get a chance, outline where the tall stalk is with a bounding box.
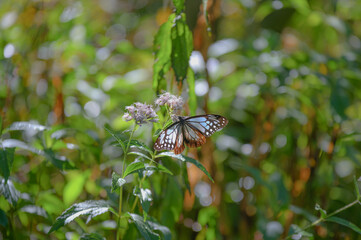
[116,125,136,240]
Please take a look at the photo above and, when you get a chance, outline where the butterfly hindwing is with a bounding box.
[183,123,206,148]
[173,128,185,154]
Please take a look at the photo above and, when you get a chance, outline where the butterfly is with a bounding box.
[154,114,228,154]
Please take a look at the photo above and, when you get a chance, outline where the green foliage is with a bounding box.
[2,0,361,239]
[48,200,113,233]
[0,148,14,182]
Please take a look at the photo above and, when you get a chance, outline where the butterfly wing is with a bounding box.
[183,123,206,148]
[154,114,228,154]
[154,122,185,154]
[184,114,228,137]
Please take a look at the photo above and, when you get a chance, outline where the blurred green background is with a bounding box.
[1,0,361,239]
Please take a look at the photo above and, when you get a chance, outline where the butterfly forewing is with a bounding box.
[154,123,179,151]
[184,114,228,137]
[154,114,228,154]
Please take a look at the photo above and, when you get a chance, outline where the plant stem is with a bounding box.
[116,124,136,240]
[286,199,361,239]
[131,151,156,212]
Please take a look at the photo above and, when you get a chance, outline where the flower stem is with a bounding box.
[286,199,361,239]
[131,151,156,212]
[116,124,136,240]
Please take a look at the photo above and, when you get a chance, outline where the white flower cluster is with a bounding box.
[123,102,158,125]
[155,92,183,111]
[122,92,183,125]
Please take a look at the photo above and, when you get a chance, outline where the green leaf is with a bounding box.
[153,14,175,92]
[134,188,152,219]
[147,219,172,240]
[7,121,48,132]
[20,205,48,218]
[127,213,160,240]
[160,177,183,228]
[288,224,314,239]
[172,0,184,14]
[1,139,43,155]
[128,140,153,154]
[186,67,197,115]
[171,13,193,82]
[44,148,75,170]
[63,171,89,206]
[0,179,20,206]
[104,124,126,152]
[290,0,310,15]
[123,162,146,178]
[156,164,173,175]
[181,161,191,193]
[326,216,361,234]
[314,203,327,218]
[0,148,14,182]
[261,8,296,33]
[153,129,162,138]
[156,152,214,182]
[289,205,318,223]
[80,233,106,240]
[49,200,111,233]
[112,172,126,192]
[128,151,152,161]
[354,175,360,199]
[0,209,8,227]
[331,81,349,120]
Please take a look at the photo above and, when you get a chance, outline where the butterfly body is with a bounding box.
[154,114,228,154]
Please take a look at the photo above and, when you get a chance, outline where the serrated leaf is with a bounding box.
[0,179,20,206]
[171,13,193,82]
[123,162,146,178]
[326,216,361,234]
[0,209,8,227]
[112,172,126,192]
[128,151,152,161]
[44,148,75,170]
[186,67,196,115]
[7,121,48,132]
[80,233,106,240]
[104,125,126,152]
[127,213,160,240]
[156,152,214,182]
[0,148,14,182]
[153,14,175,92]
[49,200,111,233]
